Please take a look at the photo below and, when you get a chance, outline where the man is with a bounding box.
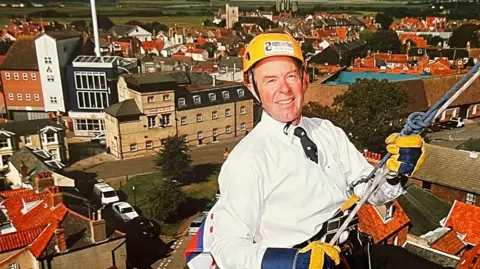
[207,33,453,269]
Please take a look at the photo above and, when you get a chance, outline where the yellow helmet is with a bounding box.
[242,33,304,100]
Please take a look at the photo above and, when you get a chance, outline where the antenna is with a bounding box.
[90,0,101,57]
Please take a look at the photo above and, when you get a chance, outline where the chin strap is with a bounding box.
[283,121,293,135]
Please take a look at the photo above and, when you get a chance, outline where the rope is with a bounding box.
[329,61,480,246]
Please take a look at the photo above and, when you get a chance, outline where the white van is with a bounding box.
[93,183,119,205]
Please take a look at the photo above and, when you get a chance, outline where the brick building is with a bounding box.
[104,71,254,159]
[408,144,480,206]
[0,36,48,120]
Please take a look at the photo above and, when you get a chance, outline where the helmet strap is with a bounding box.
[249,70,262,106]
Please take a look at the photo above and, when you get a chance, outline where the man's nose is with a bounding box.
[277,78,292,94]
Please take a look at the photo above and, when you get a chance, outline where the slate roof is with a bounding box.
[444,201,480,245]
[42,30,82,40]
[397,184,451,236]
[412,144,480,194]
[0,119,65,136]
[107,25,137,36]
[104,99,142,117]
[8,147,54,179]
[0,36,38,70]
[403,241,459,268]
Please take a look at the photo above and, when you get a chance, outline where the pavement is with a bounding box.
[427,119,480,149]
[154,236,192,269]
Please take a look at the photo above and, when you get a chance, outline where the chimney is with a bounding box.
[55,228,67,252]
[35,172,54,192]
[90,209,106,242]
[211,74,216,86]
[53,192,63,207]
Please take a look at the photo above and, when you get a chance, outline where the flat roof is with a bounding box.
[324,71,432,85]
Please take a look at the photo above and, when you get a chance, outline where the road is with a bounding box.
[154,236,192,269]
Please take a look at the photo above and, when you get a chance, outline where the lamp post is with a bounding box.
[132,185,136,206]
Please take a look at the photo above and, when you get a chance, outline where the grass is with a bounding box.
[456,138,480,152]
[120,172,163,214]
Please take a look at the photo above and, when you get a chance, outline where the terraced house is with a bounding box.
[104,71,254,159]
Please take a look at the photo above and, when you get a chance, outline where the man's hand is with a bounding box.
[385,133,426,177]
[296,241,341,269]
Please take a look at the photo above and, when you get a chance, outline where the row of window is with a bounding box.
[147,94,170,103]
[129,123,247,152]
[147,114,171,128]
[4,72,36,81]
[180,107,247,125]
[178,89,245,107]
[8,93,40,102]
[77,91,109,109]
[74,72,107,90]
[75,119,106,131]
[0,133,57,148]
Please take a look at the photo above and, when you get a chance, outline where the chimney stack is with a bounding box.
[35,172,54,192]
[55,228,67,252]
[90,209,106,242]
[212,74,216,86]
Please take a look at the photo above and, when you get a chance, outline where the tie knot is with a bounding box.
[293,127,307,138]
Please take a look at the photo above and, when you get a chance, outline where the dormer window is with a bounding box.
[193,95,201,105]
[209,93,217,102]
[178,98,186,107]
[0,138,9,148]
[222,91,230,100]
[237,89,245,98]
[375,202,395,223]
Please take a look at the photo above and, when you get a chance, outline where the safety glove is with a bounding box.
[261,241,341,269]
[385,133,426,183]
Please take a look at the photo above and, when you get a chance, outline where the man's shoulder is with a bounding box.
[229,126,268,157]
[303,116,339,132]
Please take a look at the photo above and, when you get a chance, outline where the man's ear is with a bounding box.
[303,72,310,90]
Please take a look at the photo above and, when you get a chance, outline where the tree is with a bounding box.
[365,30,401,54]
[304,79,410,153]
[90,15,114,31]
[375,13,393,30]
[301,40,315,54]
[359,29,373,41]
[232,21,243,30]
[202,19,212,26]
[145,180,186,223]
[449,24,480,48]
[70,20,87,32]
[156,135,193,184]
[200,42,217,58]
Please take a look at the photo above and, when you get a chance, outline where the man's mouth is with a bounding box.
[276,98,294,105]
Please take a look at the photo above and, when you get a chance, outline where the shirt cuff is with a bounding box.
[261,248,298,269]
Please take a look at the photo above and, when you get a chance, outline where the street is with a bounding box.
[154,236,192,269]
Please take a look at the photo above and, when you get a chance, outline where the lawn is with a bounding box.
[120,169,219,236]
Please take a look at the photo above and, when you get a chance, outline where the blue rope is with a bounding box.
[349,61,480,189]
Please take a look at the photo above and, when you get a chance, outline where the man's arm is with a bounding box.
[211,152,268,269]
[330,122,403,206]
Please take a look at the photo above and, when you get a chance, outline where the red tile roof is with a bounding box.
[0,188,30,198]
[444,201,480,245]
[457,245,480,269]
[430,230,465,255]
[0,226,44,252]
[357,200,410,243]
[30,222,58,257]
[141,40,165,52]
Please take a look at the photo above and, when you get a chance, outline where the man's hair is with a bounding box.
[247,58,304,85]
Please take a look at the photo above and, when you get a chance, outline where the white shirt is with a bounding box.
[210,112,403,269]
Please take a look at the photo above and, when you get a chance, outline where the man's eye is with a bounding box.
[266,79,276,84]
[287,74,298,80]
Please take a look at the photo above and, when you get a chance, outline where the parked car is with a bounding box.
[188,216,206,236]
[91,133,106,145]
[202,200,216,216]
[112,202,139,222]
[93,183,119,205]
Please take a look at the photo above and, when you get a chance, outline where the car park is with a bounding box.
[188,216,206,236]
[112,202,139,222]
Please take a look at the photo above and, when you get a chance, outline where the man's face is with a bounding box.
[250,56,306,124]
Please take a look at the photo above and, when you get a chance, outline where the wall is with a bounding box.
[105,114,121,159]
[408,179,480,206]
[53,172,75,187]
[385,225,409,247]
[0,249,38,269]
[1,71,44,111]
[49,238,127,269]
[304,82,348,107]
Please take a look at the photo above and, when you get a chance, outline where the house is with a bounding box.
[184,48,209,61]
[105,71,254,159]
[0,119,68,167]
[408,144,480,206]
[0,182,127,269]
[66,55,139,137]
[443,201,480,246]
[35,31,83,114]
[0,36,47,120]
[140,40,165,56]
[308,39,366,66]
[107,25,152,42]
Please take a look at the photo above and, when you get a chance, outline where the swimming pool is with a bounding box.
[324,71,432,85]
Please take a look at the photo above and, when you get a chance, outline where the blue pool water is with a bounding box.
[324,71,432,85]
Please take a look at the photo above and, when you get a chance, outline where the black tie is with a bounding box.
[294,127,318,164]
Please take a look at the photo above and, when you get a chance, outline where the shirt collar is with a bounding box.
[260,111,306,145]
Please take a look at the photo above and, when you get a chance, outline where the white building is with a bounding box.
[35,31,82,113]
[107,25,152,42]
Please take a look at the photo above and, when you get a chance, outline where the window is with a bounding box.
[146,141,153,149]
[209,93,217,102]
[147,115,156,128]
[25,136,31,144]
[0,139,9,148]
[74,119,105,132]
[130,144,137,151]
[8,93,13,100]
[183,135,188,143]
[47,75,54,82]
[147,96,154,103]
[473,104,478,115]
[31,73,36,80]
[161,114,170,126]
[225,108,231,117]
[422,181,431,190]
[237,89,245,98]
[226,125,232,134]
[193,95,201,105]
[222,91,230,100]
[197,131,204,139]
[22,73,28,80]
[49,149,59,160]
[466,193,476,205]
[44,57,52,64]
[26,94,31,101]
[17,93,22,101]
[196,113,203,122]
[74,72,107,90]
[77,91,109,109]
[213,128,218,136]
[5,73,10,80]
[181,116,187,125]
[45,133,56,143]
[240,122,246,131]
[50,96,58,104]
[13,73,18,80]
[163,94,170,101]
[34,94,40,101]
[212,111,218,119]
[240,106,246,114]
[8,263,20,269]
[178,98,186,107]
